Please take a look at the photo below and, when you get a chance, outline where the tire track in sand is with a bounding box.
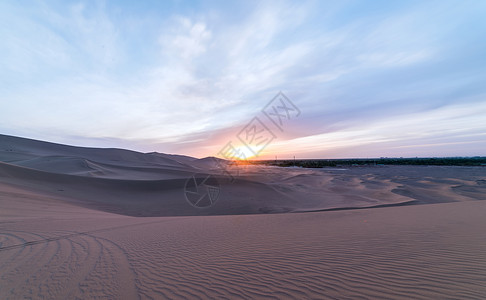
[0,230,138,299]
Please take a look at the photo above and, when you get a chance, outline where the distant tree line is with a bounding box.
[249,157,486,168]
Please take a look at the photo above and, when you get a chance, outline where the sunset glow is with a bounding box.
[2,2,486,299]
[1,1,485,158]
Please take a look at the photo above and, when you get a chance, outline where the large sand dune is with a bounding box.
[1,134,486,298]
[4,134,485,217]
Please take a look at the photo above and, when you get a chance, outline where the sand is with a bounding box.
[1,134,486,299]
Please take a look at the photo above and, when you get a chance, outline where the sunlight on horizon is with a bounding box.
[1,0,485,158]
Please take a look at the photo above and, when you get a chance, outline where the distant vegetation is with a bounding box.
[250,157,486,168]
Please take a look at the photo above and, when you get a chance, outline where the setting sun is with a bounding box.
[1,0,486,298]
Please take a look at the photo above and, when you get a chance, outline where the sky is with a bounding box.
[1,0,485,159]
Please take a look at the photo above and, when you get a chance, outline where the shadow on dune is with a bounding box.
[3,134,461,217]
[0,161,299,217]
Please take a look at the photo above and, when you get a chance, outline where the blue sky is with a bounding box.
[1,0,485,158]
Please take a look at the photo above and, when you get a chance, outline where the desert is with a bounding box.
[1,134,486,299]
[2,1,486,298]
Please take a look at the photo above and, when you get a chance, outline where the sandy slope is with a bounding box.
[2,134,485,217]
[1,134,486,298]
[1,183,485,299]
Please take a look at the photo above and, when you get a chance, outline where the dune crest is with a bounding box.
[1,134,486,298]
[2,134,486,217]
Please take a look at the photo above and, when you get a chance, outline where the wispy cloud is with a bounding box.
[0,0,485,157]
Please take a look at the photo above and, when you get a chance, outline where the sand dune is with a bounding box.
[1,183,485,299]
[6,134,484,217]
[1,134,486,299]
[0,134,422,216]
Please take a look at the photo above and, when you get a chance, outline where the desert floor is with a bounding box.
[1,134,486,299]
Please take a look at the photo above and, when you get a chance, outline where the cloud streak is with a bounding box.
[0,0,485,158]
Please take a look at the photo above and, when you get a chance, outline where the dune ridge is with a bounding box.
[5,134,485,217]
[0,134,417,216]
[1,134,486,298]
